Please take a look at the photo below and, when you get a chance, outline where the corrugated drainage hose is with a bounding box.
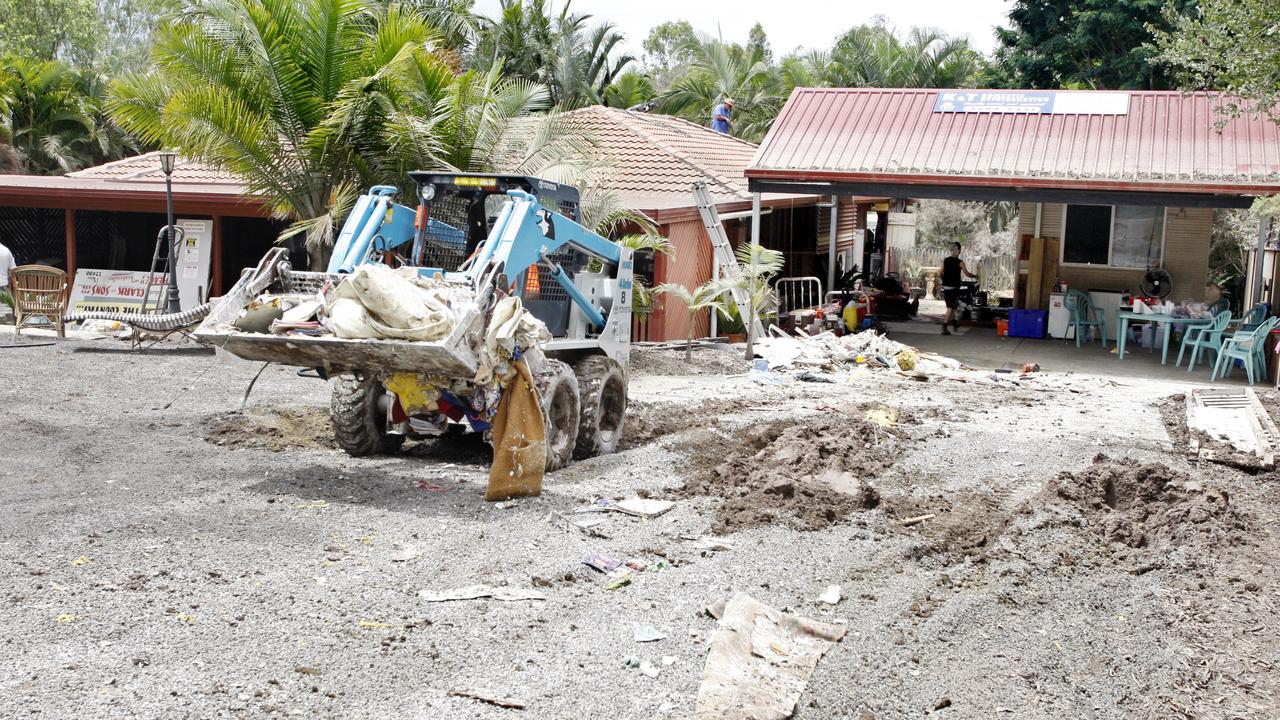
[64,303,212,332]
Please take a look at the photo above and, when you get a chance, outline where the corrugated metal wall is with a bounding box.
[651,218,713,342]
[816,197,859,252]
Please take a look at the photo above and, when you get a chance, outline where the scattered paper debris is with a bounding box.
[634,624,668,642]
[583,552,623,573]
[640,660,661,678]
[419,586,547,603]
[695,593,846,720]
[576,497,675,518]
[390,544,421,562]
[818,585,842,605]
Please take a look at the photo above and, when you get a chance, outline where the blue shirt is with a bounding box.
[711,103,731,134]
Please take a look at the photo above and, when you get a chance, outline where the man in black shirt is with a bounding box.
[941,242,977,335]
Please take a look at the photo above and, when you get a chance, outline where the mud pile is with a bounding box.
[676,416,895,534]
[1041,455,1243,554]
[205,406,335,452]
[629,346,747,377]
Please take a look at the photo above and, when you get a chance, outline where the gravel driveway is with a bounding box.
[1,339,1276,719]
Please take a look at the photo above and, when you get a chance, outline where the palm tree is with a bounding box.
[473,0,634,108]
[830,24,979,88]
[656,35,778,141]
[0,57,103,174]
[655,280,725,363]
[708,242,785,361]
[110,0,452,269]
[603,70,655,109]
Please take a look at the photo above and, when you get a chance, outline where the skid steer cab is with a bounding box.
[197,172,633,472]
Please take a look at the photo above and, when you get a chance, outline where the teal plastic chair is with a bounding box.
[1207,298,1230,316]
[1234,303,1269,333]
[1064,289,1106,348]
[1212,316,1279,384]
[1177,309,1231,371]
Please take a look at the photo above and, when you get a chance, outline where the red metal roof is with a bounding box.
[748,88,1280,198]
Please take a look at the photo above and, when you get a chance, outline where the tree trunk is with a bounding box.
[685,316,694,363]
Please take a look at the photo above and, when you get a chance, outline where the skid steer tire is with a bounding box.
[573,355,627,459]
[536,360,580,471]
[330,373,404,457]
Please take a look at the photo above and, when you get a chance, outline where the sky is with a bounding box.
[470,0,1012,59]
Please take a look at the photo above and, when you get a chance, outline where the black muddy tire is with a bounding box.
[536,360,580,471]
[330,372,405,457]
[573,355,627,459]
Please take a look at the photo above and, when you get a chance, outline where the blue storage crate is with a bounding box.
[1008,309,1047,339]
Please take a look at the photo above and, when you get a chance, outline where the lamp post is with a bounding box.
[159,150,181,314]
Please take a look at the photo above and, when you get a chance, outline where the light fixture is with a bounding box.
[158,149,177,176]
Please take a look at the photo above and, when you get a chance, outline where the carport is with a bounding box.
[744,89,1280,326]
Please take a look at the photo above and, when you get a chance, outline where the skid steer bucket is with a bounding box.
[193,251,484,377]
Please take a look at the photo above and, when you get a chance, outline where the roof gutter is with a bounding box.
[745,168,1280,200]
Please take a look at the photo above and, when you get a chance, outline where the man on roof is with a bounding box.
[711,98,734,135]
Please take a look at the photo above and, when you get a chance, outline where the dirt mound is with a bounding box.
[885,491,1011,563]
[620,398,750,450]
[629,345,747,377]
[205,406,335,452]
[1037,455,1244,557]
[674,416,897,534]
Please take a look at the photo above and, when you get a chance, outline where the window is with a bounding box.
[1061,204,1165,269]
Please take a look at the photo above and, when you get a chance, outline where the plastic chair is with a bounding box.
[1063,289,1106,348]
[9,265,68,338]
[1206,298,1230,316]
[1234,303,1268,333]
[1177,309,1231,371]
[1212,316,1279,385]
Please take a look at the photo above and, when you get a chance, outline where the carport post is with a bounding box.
[826,195,838,296]
[1255,218,1269,307]
[748,192,761,358]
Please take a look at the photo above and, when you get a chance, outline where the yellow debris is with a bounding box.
[896,349,918,371]
[383,373,440,414]
[55,613,80,623]
[176,613,196,623]
[358,620,391,629]
[70,556,92,567]
[864,407,898,428]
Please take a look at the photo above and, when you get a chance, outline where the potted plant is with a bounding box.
[715,303,746,343]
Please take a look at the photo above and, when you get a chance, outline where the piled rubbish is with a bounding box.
[753,329,961,378]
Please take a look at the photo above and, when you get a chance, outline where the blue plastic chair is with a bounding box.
[1212,316,1279,384]
[1064,289,1107,348]
[1177,310,1231,371]
[1207,298,1230,316]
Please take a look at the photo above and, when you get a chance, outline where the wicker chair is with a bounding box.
[9,265,69,338]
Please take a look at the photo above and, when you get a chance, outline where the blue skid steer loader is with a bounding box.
[194,173,632,471]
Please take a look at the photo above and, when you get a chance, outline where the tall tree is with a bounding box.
[988,0,1197,90]
[830,24,979,88]
[0,0,102,66]
[747,23,772,65]
[603,70,655,109]
[94,0,183,75]
[1152,0,1280,122]
[641,20,696,92]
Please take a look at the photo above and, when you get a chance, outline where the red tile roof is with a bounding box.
[748,88,1280,198]
[499,106,799,215]
[68,151,243,189]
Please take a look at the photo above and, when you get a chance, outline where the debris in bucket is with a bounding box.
[419,585,547,602]
[695,593,846,720]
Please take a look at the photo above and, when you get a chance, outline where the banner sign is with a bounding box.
[69,269,167,314]
[934,91,1129,115]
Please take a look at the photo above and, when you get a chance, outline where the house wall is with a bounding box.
[1017,202,1212,302]
[650,218,714,342]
